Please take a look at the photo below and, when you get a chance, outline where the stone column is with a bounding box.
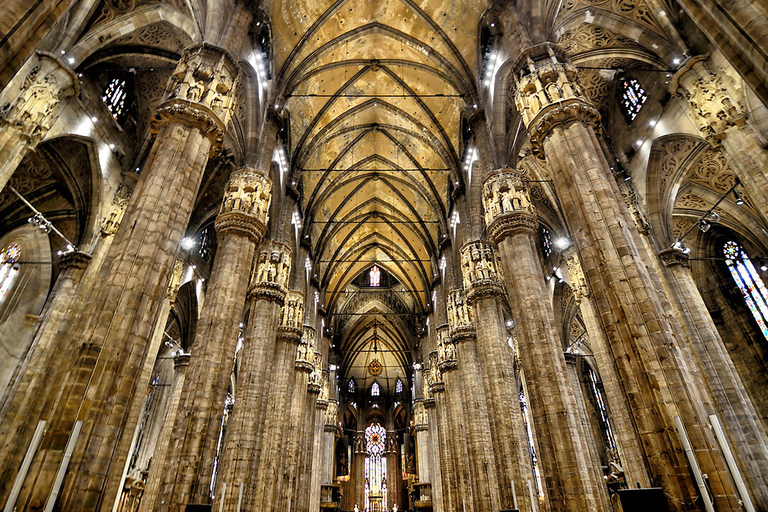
[214,242,291,512]
[445,288,501,512]
[481,171,609,511]
[672,56,768,220]
[0,51,77,192]
[457,240,536,512]
[150,168,271,510]
[413,400,429,482]
[658,247,768,509]
[427,336,455,512]
[511,43,740,511]
[308,368,330,511]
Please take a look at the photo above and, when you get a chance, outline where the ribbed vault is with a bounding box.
[272,0,488,386]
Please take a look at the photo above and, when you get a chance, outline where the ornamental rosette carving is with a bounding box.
[295,325,315,371]
[0,52,78,144]
[483,169,538,242]
[460,241,505,302]
[436,325,457,371]
[447,288,475,341]
[510,43,600,156]
[249,241,290,302]
[152,43,241,153]
[215,168,271,242]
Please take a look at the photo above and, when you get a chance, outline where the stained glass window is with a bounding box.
[348,378,356,393]
[369,265,381,287]
[395,379,403,394]
[0,244,20,304]
[541,227,552,258]
[198,226,214,262]
[102,78,127,122]
[519,391,544,501]
[371,382,380,396]
[364,423,388,511]
[587,367,618,451]
[724,241,768,341]
[619,78,647,122]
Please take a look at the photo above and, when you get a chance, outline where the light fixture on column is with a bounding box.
[181,237,196,250]
[10,186,79,254]
[554,237,571,250]
[733,189,745,206]
[670,178,741,254]
[698,219,711,233]
[759,259,768,272]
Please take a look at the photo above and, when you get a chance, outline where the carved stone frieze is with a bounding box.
[657,247,691,268]
[447,288,475,341]
[483,168,538,242]
[249,242,291,302]
[324,399,339,431]
[672,56,746,143]
[277,291,304,343]
[152,43,241,153]
[166,259,185,303]
[308,352,323,392]
[317,371,330,407]
[460,241,505,302]
[564,248,589,301]
[436,324,456,372]
[294,324,315,370]
[215,168,272,242]
[413,401,428,432]
[0,53,78,144]
[427,352,445,393]
[100,182,134,236]
[510,44,600,156]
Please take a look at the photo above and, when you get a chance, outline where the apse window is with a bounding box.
[618,78,647,123]
[0,243,20,304]
[395,379,403,394]
[102,78,128,122]
[369,265,381,287]
[541,227,552,258]
[371,382,380,397]
[348,378,356,393]
[724,241,768,341]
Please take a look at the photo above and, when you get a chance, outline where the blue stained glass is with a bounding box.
[724,241,768,341]
[619,78,647,122]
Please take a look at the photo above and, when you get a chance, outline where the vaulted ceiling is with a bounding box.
[270,0,488,389]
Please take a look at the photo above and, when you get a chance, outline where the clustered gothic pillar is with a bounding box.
[458,240,534,512]
[214,242,291,511]
[0,51,78,193]
[149,167,271,511]
[482,170,608,511]
[0,42,242,512]
[511,43,740,511]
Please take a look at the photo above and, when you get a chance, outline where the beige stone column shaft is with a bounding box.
[481,171,609,511]
[9,43,241,512]
[214,242,292,512]
[458,241,536,512]
[658,248,768,509]
[154,168,271,510]
[512,43,740,511]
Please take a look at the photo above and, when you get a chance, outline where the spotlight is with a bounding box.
[733,189,745,206]
[759,259,768,272]
[708,211,721,222]
[181,237,196,250]
[554,237,570,250]
[698,220,711,233]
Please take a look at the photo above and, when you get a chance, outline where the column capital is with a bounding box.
[435,324,457,372]
[511,43,599,156]
[166,259,185,303]
[483,169,538,242]
[308,352,323,392]
[324,399,339,430]
[460,240,505,302]
[59,250,91,270]
[215,168,272,242]
[0,51,78,144]
[151,43,241,154]
[277,290,305,343]
[248,241,291,302]
[447,288,475,342]
[426,352,445,394]
[294,324,315,370]
[671,55,746,143]
[657,247,691,268]
[100,182,134,237]
[413,401,428,432]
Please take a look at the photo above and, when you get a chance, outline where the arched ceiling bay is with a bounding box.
[270,0,487,385]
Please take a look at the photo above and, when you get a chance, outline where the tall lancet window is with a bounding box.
[724,241,768,340]
[395,379,403,394]
[0,243,20,303]
[369,265,381,287]
[371,382,380,396]
[364,422,388,511]
[618,78,647,122]
[102,78,127,122]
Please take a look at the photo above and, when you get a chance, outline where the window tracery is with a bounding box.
[102,78,127,122]
[364,422,388,510]
[0,244,20,304]
[348,378,356,393]
[619,78,647,122]
[395,379,403,394]
[724,241,768,340]
[369,265,381,287]
[541,227,552,258]
[371,382,380,396]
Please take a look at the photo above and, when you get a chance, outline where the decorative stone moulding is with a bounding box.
[447,288,475,341]
[460,241,505,302]
[216,168,272,242]
[510,43,600,156]
[436,325,456,372]
[152,43,241,154]
[483,169,538,242]
[324,399,339,430]
[278,290,304,345]
[249,241,291,302]
[0,52,79,144]
[427,351,445,394]
[100,182,134,237]
[413,401,428,432]
[308,352,323,392]
[317,371,330,407]
[295,325,315,371]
